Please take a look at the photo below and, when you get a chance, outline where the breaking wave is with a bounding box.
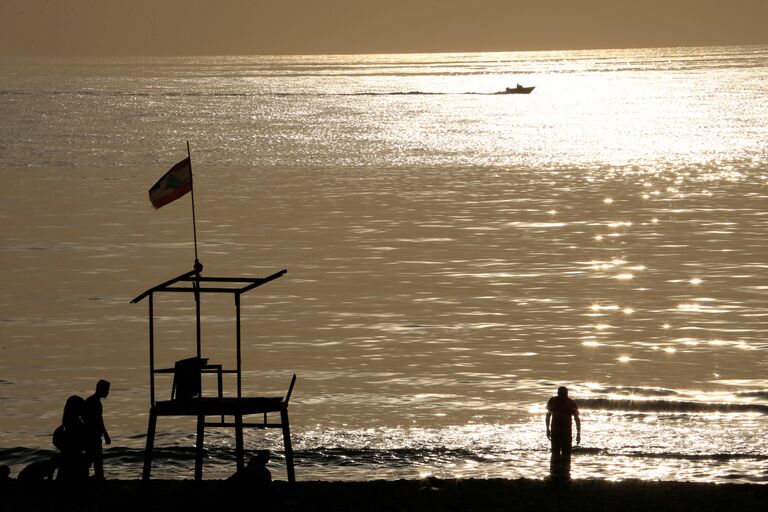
[578,398,768,414]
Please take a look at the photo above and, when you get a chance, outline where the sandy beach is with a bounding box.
[3,478,767,512]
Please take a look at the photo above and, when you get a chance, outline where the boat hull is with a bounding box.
[500,86,535,94]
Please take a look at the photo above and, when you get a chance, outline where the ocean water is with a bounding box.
[0,46,767,484]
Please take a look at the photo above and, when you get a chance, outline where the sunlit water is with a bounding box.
[0,46,767,483]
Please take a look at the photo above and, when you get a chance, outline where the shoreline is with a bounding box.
[3,478,766,512]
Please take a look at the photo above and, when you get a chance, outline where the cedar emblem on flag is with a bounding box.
[149,157,192,208]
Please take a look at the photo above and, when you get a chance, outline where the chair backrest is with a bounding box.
[284,374,297,404]
[172,357,208,400]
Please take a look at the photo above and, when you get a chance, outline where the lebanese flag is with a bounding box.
[149,157,192,208]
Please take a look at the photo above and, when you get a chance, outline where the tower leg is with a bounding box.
[235,413,245,473]
[142,408,157,481]
[280,407,295,483]
[195,414,205,481]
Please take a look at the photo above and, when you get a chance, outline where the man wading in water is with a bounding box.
[545,386,581,479]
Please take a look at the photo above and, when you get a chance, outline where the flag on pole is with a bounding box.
[149,157,192,209]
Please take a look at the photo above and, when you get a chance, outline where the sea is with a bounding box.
[0,45,767,484]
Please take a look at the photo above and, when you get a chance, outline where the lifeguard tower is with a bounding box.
[131,263,295,481]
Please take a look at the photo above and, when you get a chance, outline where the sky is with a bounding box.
[1,0,767,56]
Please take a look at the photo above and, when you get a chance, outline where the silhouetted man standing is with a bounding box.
[545,386,580,463]
[83,379,111,480]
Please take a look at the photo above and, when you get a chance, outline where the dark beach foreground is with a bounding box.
[2,478,766,512]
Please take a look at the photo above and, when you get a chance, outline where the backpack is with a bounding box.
[52,424,65,450]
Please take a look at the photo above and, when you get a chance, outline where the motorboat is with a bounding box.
[500,84,535,94]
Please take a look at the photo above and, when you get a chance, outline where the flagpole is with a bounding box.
[187,140,200,268]
[187,141,203,361]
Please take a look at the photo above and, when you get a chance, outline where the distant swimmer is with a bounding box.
[545,386,581,463]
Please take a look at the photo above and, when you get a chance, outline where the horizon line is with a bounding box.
[2,43,766,60]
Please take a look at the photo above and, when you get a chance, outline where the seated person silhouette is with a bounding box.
[228,450,272,485]
[17,455,60,481]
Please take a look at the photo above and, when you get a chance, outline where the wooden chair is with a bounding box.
[171,357,207,400]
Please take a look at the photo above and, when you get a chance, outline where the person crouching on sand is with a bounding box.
[228,450,272,485]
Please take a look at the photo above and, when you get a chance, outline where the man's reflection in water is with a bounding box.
[549,454,572,482]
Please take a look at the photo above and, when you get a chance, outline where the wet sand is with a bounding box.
[3,478,766,512]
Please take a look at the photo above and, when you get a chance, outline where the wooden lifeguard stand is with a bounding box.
[131,264,296,481]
